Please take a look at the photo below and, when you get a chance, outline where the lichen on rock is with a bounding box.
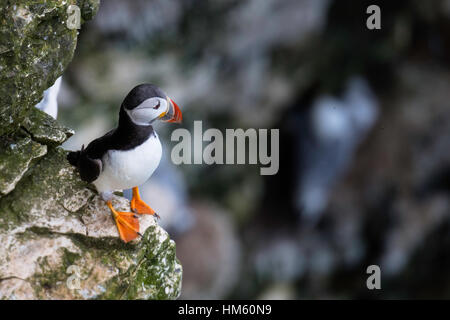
[0,150,182,299]
[0,0,182,300]
[0,132,47,196]
[22,107,75,146]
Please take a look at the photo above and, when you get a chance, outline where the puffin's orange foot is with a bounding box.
[131,197,160,218]
[107,201,141,243]
[115,211,141,243]
[131,187,160,219]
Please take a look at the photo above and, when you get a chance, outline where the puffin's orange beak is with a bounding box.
[165,98,182,123]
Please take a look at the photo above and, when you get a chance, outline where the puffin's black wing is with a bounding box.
[67,146,103,183]
[78,153,102,183]
[67,129,116,183]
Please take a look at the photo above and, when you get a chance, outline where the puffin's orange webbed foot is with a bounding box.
[131,187,160,219]
[106,201,141,243]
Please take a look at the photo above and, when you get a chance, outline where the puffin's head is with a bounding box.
[121,84,182,126]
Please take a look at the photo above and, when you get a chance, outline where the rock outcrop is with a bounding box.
[0,0,182,299]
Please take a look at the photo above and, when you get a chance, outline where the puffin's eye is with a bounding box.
[153,101,160,110]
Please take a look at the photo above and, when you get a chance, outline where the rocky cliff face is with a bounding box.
[0,0,182,299]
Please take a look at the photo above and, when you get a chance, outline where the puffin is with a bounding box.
[67,84,182,243]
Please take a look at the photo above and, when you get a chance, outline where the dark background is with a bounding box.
[58,0,450,299]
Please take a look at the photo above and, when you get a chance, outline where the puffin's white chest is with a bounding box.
[93,133,162,192]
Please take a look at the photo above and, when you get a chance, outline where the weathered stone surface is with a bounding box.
[22,107,74,146]
[0,0,99,136]
[0,148,182,299]
[0,133,47,196]
[0,107,74,196]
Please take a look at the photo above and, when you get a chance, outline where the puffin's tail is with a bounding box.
[67,145,84,167]
[67,151,80,166]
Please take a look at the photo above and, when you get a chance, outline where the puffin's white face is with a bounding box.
[126,97,169,126]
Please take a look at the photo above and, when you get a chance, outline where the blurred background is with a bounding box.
[54,0,450,298]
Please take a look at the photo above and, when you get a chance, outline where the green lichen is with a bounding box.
[76,0,100,21]
[98,227,182,300]
[0,147,88,230]
[0,0,99,136]
[0,131,47,196]
[22,107,74,146]
[0,107,73,195]
[23,224,182,299]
